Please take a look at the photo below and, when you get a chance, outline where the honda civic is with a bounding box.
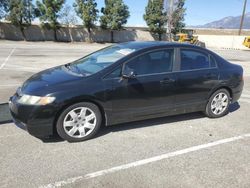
[9,42,244,142]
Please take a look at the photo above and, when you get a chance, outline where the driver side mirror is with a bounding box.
[122,66,136,79]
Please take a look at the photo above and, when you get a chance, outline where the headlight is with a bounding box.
[18,94,55,105]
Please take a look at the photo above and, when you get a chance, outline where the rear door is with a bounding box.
[175,48,219,111]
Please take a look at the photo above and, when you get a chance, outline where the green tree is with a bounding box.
[74,0,98,42]
[171,0,186,34]
[144,0,167,41]
[7,0,35,40]
[100,0,130,43]
[36,0,65,41]
[0,0,9,19]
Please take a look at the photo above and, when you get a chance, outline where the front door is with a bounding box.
[109,48,177,124]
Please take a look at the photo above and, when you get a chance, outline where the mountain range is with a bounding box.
[193,12,250,29]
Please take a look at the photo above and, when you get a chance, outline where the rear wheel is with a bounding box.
[56,102,102,142]
[205,89,230,118]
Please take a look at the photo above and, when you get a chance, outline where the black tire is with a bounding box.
[205,89,230,118]
[56,102,102,142]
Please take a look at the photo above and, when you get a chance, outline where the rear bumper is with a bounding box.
[231,79,244,103]
[9,96,56,138]
[232,90,242,103]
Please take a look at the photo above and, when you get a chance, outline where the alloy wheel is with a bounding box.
[210,92,229,115]
[63,107,97,138]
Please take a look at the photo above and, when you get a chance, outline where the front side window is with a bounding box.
[105,66,122,79]
[180,49,210,71]
[124,49,174,76]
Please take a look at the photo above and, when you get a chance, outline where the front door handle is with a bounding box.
[160,78,175,84]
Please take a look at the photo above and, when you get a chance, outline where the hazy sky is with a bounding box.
[59,0,250,26]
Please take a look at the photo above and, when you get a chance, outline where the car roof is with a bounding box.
[116,41,197,50]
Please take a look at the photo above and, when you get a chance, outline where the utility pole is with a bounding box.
[239,0,247,35]
[165,0,174,41]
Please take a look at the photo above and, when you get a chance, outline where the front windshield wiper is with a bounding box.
[65,63,72,70]
[64,63,85,76]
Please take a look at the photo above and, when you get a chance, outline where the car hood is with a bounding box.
[21,65,82,94]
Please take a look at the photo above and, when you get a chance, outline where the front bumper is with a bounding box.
[9,95,56,138]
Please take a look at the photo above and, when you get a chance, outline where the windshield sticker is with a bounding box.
[117,49,135,56]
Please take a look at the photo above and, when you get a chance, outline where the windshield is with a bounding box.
[71,45,136,76]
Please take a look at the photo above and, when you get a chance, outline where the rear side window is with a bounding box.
[125,49,174,76]
[180,49,210,71]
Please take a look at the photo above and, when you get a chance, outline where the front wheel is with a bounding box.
[205,89,230,118]
[56,102,102,142]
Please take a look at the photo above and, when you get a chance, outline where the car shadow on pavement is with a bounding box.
[228,102,240,113]
[97,112,206,138]
[39,135,64,143]
[38,102,240,143]
[0,103,12,125]
[95,102,241,139]
[0,120,13,125]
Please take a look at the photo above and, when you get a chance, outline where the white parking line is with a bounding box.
[40,133,250,188]
[0,48,16,69]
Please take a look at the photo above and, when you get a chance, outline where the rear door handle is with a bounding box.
[160,78,175,84]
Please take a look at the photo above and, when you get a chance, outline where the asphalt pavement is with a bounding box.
[0,41,250,188]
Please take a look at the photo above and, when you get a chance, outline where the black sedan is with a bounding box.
[9,42,244,142]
